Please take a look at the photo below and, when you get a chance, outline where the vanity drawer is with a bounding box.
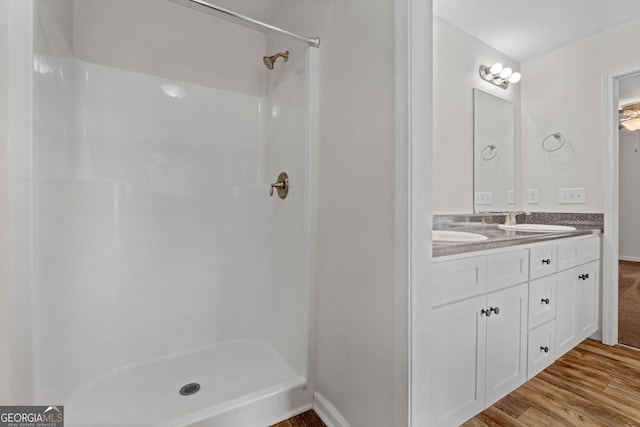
[528,275,557,329]
[486,250,529,292]
[557,237,600,271]
[433,256,486,306]
[529,244,557,279]
[527,320,556,380]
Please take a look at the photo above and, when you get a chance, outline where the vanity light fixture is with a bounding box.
[619,102,640,131]
[479,62,521,90]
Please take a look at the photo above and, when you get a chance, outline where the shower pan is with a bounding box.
[17,1,318,425]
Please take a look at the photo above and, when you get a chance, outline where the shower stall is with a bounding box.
[12,0,318,425]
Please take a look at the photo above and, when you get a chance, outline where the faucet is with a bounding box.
[505,210,531,226]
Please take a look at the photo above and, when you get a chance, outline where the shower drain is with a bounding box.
[179,383,201,396]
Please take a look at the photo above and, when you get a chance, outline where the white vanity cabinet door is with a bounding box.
[557,237,600,271]
[486,250,529,292]
[529,244,557,280]
[432,296,487,426]
[576,261,599,339]
[433,256,486,306]
[555,261,599,358]
[528,275,557,329]
[527,320,556,380]
[485,283,528,407]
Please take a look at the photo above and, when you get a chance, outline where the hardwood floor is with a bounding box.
[271,410,326,427]
[463,339,640,426]
[619,260,640,348]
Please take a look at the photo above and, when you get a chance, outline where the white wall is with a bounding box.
[521,17,640,213]
[619,129,640,260]
[73,0,266,96]
[433,17,521,213]
[0,0,10,405]
[313,1,399,426]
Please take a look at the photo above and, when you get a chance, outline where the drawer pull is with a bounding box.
[541,298,550,305]
[540,346,550,353]
[490,306,500,315]
[481,308,492,317]
[542,258,551,265]
[579,273,590,280]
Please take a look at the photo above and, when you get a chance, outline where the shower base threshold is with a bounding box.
[65,340,309,427]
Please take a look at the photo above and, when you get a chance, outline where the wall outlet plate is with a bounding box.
[475,191,492,205]
[528,189,539,204]
[558,187,586,204]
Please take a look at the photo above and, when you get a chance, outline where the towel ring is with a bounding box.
[481,144,498,161]
[542,132,565,152]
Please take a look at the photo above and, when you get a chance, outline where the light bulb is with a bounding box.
[489,63,503,75]
[622,118,640,131]
[508,72,521,83]
[499,67,513,79]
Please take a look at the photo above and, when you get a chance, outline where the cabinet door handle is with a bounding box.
[481,308,491,317]
[540,346,550,353]
[579,273,590,280]
[490,306,500,315]
[542,259,551,265]
[541,298,550,305]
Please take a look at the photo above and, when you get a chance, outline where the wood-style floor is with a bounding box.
[463,339,640,426]
[272,410,326,427]
[619,260,640,348]
[275,340,640,427]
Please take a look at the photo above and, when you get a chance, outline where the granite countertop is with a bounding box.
[433,212,603,257]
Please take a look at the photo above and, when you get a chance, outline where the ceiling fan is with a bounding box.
[619,102,640,131]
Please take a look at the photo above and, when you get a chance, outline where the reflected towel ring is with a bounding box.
[542,132,566,152]
[481,144,498,161]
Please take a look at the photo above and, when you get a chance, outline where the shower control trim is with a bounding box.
[270,172,289,199]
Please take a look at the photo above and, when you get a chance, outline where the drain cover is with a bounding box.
[179,383,200,396]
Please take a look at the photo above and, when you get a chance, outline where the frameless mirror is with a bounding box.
[473,88,514,212]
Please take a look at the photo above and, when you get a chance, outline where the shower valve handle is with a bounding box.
[270,172,289,199]
[270,182,284,196]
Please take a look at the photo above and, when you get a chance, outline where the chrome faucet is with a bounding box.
[505,210,531,226]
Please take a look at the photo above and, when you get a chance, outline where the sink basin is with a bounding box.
[498,224,576,233]
[433,230,488,243]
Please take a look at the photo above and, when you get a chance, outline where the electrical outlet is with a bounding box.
[475,192,492,205]
[528,189,539,204]
[558,187,586,204]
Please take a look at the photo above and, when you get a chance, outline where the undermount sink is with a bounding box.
[433,230,488,243]
[498,224,576,233]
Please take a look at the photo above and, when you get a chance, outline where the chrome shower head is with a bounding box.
[263,51,289,70]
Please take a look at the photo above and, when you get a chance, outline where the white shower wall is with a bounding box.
[33,0,311,408]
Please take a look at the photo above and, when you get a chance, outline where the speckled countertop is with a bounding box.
[433,212,603,257]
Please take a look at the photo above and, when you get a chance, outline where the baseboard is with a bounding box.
[313,392,352,427]
[619,255,640,262]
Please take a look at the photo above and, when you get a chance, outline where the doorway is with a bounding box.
[618,74,640,348]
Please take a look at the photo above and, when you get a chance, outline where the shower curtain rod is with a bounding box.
[183,0,321,48]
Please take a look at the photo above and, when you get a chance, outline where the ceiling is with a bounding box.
[434,0,640,62]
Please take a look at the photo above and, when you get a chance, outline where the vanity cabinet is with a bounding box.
[432,251,528,425]
[556,261,599,357]
[432,234,600,426]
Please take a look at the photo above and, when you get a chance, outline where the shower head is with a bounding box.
[263,51,289,70]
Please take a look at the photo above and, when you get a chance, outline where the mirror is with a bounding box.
[473,88,514,212]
